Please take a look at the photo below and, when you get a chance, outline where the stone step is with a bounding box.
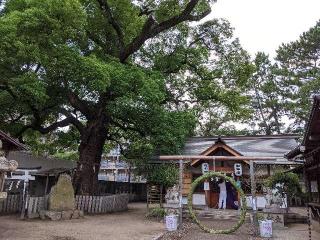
[286,213,308,224]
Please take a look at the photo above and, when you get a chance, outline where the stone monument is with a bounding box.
[49,174,75,211]
[41,174,83,220]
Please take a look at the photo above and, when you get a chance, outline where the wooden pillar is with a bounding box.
[304,166,311,203]
[44,174,49,195]
[160,184,163,207]
[179,159,183,226]
[0,172,5,192]
[317,170,320,203]
[267,165,271,176]
[204,180,210,209]
[250,161,259,236]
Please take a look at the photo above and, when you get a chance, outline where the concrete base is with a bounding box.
[260,211,285,229]
[39,209,84,221]
[311,219,320,233]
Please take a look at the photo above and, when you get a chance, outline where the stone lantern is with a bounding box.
[0,140,18,199]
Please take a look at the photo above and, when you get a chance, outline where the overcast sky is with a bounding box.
[208,0,320,58]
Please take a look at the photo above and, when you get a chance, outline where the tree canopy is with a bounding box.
[0,0,252,193]
[275,20,320,132]
[243,20,320,135]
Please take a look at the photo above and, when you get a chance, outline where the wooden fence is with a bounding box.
[26,195,49,218]
[1,193,129,217]
[0,194,22,214]
[75,194,129,214]
[26,194,129,217]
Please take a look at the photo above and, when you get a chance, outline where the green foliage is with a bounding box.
[265,171,302,200]
[188,172,247,234]
[22,127,80,158]
[146,164,178,187]
[146,207,167,219]
[246,52,286,135]
[0,0,253,193]
[243,20,320,135]
[275,20,320,133]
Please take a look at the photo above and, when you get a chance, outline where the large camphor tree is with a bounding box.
[0,0,251,194]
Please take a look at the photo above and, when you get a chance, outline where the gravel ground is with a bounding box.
[160,219,258,240]
[1,205,319,240]
[0,203,164,240]
[160,219,320,240]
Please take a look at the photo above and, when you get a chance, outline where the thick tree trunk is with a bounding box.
[73,118,108,195]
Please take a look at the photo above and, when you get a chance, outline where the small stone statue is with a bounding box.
[165,185,179,204]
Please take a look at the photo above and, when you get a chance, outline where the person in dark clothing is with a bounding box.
[226,181,238,210]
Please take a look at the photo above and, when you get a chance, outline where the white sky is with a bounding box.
[208,0,320,58]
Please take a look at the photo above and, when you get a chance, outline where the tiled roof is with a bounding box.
[0,130,27,151]
[183,135,299,162]
[7,151,76,172]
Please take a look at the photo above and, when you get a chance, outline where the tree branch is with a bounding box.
[35,117,74,134]
[67,92,95,120]
[59,108,85,134]
[110,119,146,137]
[15,116,75,136]
[120,0,211,62]
[96,0,125,52]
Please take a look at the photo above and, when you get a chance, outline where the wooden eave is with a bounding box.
[0,130,27,151]
[191,141,243,166]
[286,95,320,160]
[303,95,320,150]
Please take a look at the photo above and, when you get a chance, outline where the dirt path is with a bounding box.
[0,203,164,240]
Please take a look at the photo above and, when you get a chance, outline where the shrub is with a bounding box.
[146,207,167,219]
[265,171,302,208]
[147,164,178,187]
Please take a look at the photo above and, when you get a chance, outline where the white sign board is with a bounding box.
[204,182,210,191]
[201,163,209,174]
[260,220,273,238]
[234,163,242,176]
[166,215,178,231]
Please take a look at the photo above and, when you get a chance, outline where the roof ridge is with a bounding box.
[187,134,300,140]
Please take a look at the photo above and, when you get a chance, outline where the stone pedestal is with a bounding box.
[163,203,180,216]
[164,185,180,217]
[40,209,84,220]
[261,208,287,229]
